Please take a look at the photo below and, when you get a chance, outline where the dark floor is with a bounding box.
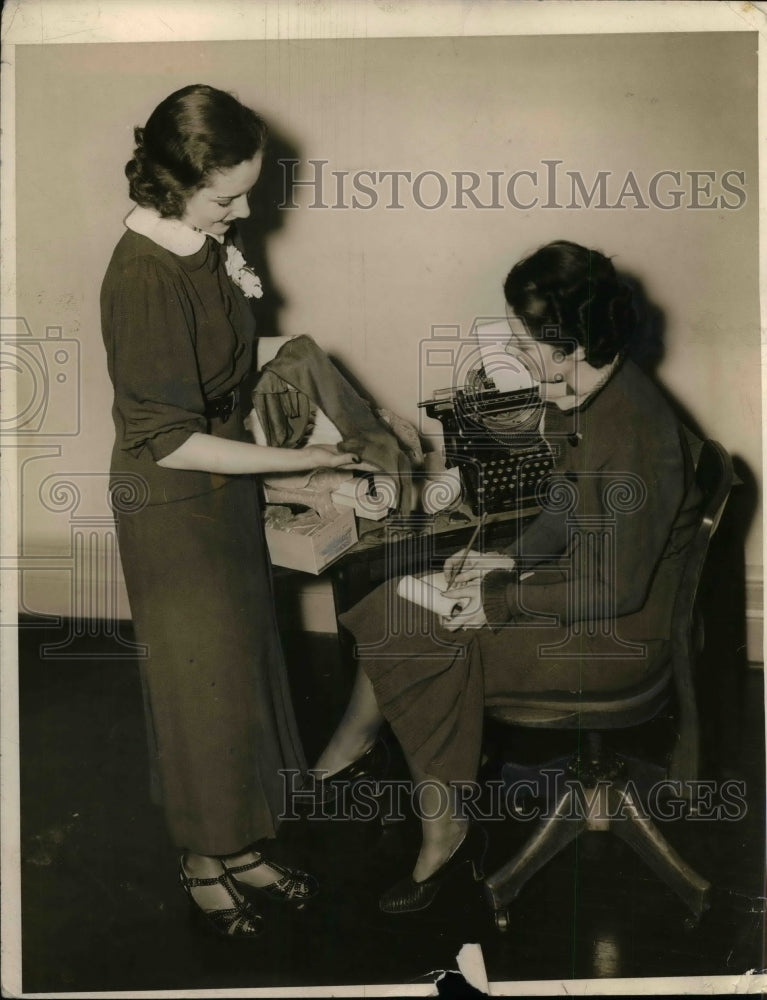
[14,615,767,995]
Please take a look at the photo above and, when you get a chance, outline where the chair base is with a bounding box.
[484,782,711,928]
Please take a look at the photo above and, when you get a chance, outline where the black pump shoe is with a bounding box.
[179,858,264,939]
[379,822,488,915]
[307,740,390,804]
[222,852,319,909]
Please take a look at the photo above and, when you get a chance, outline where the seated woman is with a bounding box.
[310,240,703,914]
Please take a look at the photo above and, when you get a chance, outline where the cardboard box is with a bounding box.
[265,506,358,574]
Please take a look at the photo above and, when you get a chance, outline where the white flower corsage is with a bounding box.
[224,245,264,299]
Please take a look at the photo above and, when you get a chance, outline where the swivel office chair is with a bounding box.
[482,438,734,931]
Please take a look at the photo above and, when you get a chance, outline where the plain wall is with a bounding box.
[12,34,762,648]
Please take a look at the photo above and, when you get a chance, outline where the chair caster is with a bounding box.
[494,909,511,932]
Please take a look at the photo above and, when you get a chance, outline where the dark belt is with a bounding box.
[204,387,239,423]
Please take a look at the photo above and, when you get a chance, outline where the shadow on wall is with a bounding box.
[237,126,404,426]
[622,269,757,772]
[238,126,301,340]
[622,272,666,374]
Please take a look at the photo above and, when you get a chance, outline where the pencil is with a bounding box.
[446,514,485,590]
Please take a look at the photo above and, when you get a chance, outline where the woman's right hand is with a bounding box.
[443,548,516,587]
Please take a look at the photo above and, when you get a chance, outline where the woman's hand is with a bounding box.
[298,444,361,470]
[443,548,516,586]
[156,432,361,475]
[440,579,488,632]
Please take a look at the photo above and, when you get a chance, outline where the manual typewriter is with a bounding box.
[419,371,553,516]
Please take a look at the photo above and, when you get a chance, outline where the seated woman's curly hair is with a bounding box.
[503,240,636,368]
[125,84,269,218]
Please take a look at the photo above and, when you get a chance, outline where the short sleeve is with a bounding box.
[103,256,207,462]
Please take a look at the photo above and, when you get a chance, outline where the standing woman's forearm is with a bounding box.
[156,432,356,475]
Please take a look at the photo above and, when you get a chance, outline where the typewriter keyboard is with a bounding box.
[457,444,553,515]
[420,383,554,516]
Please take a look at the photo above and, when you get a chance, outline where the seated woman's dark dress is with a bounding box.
[338,358,701,787]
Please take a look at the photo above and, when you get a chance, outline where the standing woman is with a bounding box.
[101,85,356,938]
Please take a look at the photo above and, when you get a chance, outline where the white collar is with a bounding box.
[550,353,620,411]
[124,205,225,256]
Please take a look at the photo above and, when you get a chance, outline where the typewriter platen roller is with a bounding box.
[419,382,553,516]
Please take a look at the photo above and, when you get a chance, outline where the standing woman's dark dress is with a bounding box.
[101,209,305,856]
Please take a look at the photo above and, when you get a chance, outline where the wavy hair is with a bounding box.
[503,240,635,368]
[125,84,268,218]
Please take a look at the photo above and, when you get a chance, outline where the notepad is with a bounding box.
[397,565,534,627]
[396,572,461,620]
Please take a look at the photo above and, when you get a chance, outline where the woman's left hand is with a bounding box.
[300,444,362,469]
[440,580,488,631]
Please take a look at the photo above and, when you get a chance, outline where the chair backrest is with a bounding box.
[667,438,733,784]
[671,437,734,651]
[486,438,734,743]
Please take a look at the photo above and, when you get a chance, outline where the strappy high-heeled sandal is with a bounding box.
[179,857,264,939]
[222,852,319,909]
